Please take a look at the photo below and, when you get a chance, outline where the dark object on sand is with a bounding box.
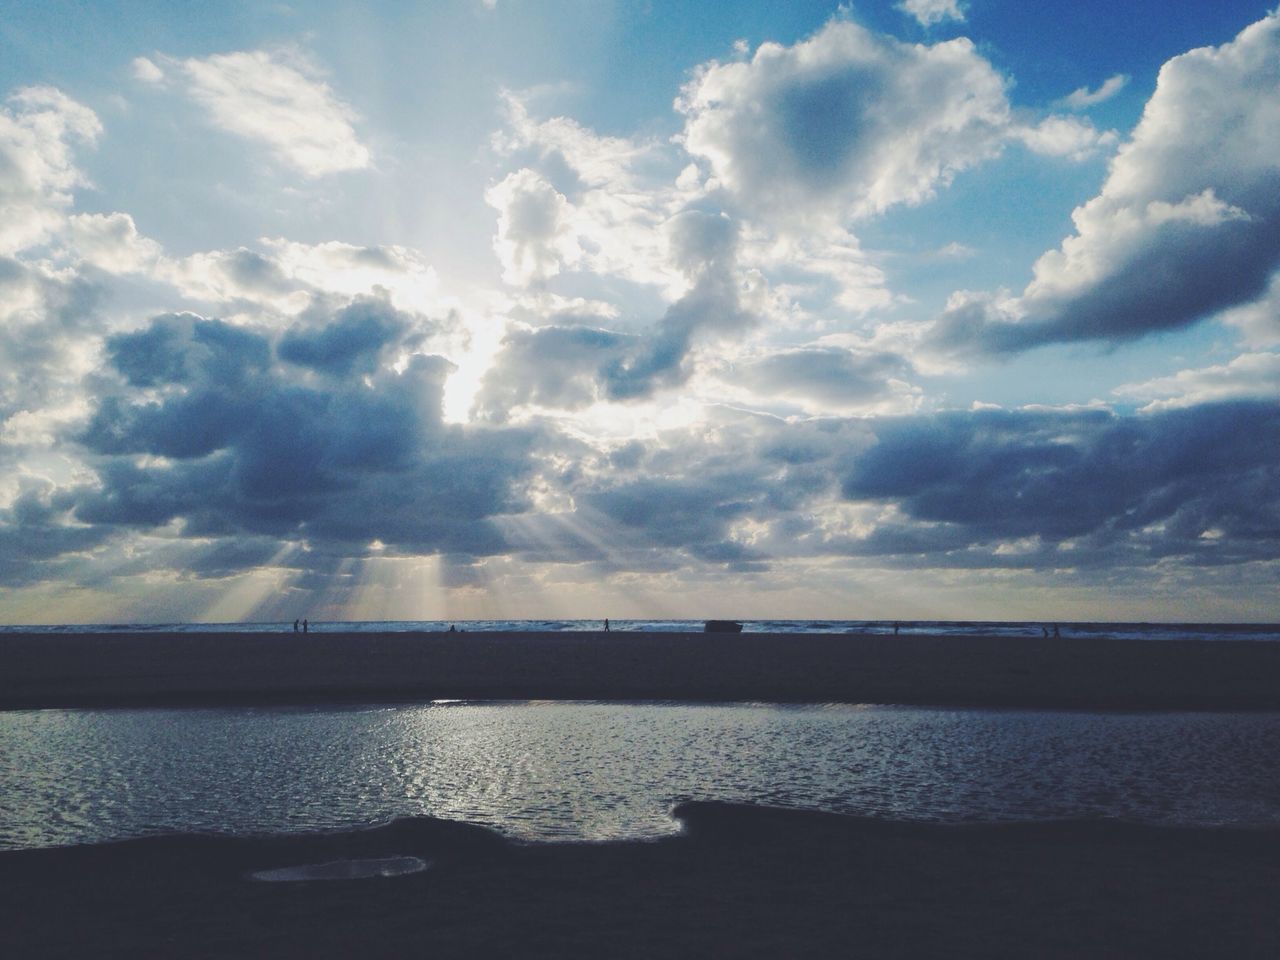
[705,620,743,633]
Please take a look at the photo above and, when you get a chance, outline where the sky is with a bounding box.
[0,0,1277,624]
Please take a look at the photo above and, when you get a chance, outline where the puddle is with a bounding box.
[249,855,431,882]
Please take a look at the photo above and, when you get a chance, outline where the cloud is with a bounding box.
[278,296,409,377]
[161,238,443,319]
[490,94,690,292]
[676,19,1011,225]
[0,479,112,586]
[178,49,370,177]
[0,256,102,442]
[51,302,540,581]
[485,168,582,285]
[733,345,917,411]
[65,212,162,273]
[131,56,165,84]
[1060,73,1129,110]
[1015,115,1116,161]
[839,401,1280,564]
[1114,352,1280,411]
[0,87,100,255]
[929,14,1280,354]
[478,210,753,417]
[898,0,965,27]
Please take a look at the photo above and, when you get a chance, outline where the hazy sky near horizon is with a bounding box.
[1,0,1277,623]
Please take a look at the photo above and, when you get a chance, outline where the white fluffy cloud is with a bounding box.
[65,213,162,273]
[1115,352,1280,410]
[485,168,582,285]
[1061,74,1129,110]
[898,0,965,27]
[1015,115,1116,161]
[490,95,689,293]
[131,56,165,84]
[0,87,100,255]
[677,19,1011,225]
[930,13,1280,353]
[179,49,370,177]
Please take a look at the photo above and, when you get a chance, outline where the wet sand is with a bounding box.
[2,803,1277,959]
[4,629,1280,710]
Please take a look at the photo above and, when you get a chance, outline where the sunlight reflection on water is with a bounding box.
[3,702,1280,850]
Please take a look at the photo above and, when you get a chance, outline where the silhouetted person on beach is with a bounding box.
[893,622,900,635]
[605,618,610,632]
[293,619,299,633]
[1053,624,1061,638]
[303,619,309,634]
[1042,625,1049,638]
[449,624,456,632]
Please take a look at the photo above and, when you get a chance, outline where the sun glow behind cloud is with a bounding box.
[0,1,1277,622]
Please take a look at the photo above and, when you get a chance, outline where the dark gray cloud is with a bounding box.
[839,401,1280,563]
[106,312,271,388]
[26,303,543,588]
[278,295,408,377]
[0,480,111,586]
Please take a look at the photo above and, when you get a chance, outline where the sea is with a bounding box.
[3,619,1280,852]
[4,618,1280,641]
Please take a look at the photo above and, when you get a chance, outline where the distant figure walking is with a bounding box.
[1053,624,1061,638]
[1042,625,1049,638]
[303,619,309,634]
[605,618,610,632]
[893,622,900,636]
[293,619,299,633]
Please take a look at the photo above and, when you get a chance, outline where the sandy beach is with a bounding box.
[4,629,1280,710]
[2,802,1277,959]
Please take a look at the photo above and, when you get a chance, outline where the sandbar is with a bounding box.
[4,629,1280,710]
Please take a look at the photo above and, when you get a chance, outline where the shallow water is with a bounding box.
[2,702,1279,850]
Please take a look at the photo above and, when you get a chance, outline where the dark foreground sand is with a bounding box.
[4,630,1280,710]
[2,803,1277,959]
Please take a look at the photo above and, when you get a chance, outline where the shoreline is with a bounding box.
[5,630,1280,711]
[3,803,1278,958]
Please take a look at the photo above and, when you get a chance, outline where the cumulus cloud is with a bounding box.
[898,0,965,27]
[839,401,1280,564]
[164,238,442,317]
[0,257,102,443]
[0,87,100,255]
[58,304,539,575]
[490,94,689,292]
[930,13,1280,354]
[486,168,581,285]
[733,345,917,411]
[131,56,165,84]
[1014,115,1116,161]
[676,19,1011,224]
[0,479,111,586]
[478,209,753,417]
[1060,73,1129,110]
[178,49,370,177]
[1115,352,1280,410]
[65,212,162,273]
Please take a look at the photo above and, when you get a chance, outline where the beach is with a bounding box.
[6,631,1280,956]
[2,802,1278,959]
[4,629,1280,710]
